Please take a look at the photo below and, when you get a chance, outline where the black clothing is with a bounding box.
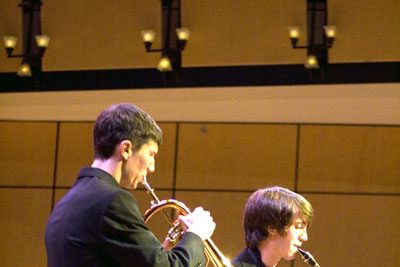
[45,167,205,267]
[232,247,265,267]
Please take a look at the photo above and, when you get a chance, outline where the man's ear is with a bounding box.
[119,140,132,160]
[267,227,276,236]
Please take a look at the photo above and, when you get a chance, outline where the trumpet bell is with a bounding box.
[143,196,231,267]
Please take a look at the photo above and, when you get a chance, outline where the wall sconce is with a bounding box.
[141,0,189,72]
[304,55,319,69]
[157,56,173,72]
[288,0,336,69]
[2,0,50,77]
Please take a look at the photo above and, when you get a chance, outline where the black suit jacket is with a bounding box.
[45,167,206,267]
[232,247,265,267]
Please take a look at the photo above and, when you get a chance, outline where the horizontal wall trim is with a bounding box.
[1,62,399,92]
[1,186,398,196]
[1,120,400,128]
[0,185,54,189]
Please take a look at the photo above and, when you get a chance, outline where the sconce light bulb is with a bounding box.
[288,26,300,39]
[176,28,190,41]
[157,57,172,72]
[305,55,319,69]
[17,63,32,77]
[35,35,51,48]
[141,30,156,43]
[324,25,337,38]
[3,36,18,49]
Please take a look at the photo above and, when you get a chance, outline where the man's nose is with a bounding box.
[300,229,308,242]
[147,160,155,173]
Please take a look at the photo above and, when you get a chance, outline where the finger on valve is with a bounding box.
[180,207,216,240]
[179,207,206,228]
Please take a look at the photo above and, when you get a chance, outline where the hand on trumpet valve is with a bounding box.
[178,207,216,241]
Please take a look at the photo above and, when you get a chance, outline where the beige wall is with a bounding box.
[1,83,400,124]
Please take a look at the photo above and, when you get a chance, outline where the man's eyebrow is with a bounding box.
[293,219,307,224]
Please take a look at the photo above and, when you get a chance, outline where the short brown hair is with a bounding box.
[93,103,162,159]
[244,186,313,248]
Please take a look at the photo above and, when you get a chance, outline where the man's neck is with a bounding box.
[258,239,280,267]
[91,158,121,184]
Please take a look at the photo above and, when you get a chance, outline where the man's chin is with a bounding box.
[130,182,139,190]
[120,181,137,190]
[284,251,297,261]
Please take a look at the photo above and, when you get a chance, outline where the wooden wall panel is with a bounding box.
[183,0,306,66]
[41,0,161,71]
[56,122,94,187]
[329,0,400,63]
[298,125,400,193]
[299,126,400,193]
[0,121,57,186]
[176,123,297,190]
[147,123,177,189]
[54,189,69,205]
[301,194,400,267]
[0,188,52,267]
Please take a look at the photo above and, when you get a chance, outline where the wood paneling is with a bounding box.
[54,188,69,205]
[0,121,57,186]
[56,122,94,187]
[146,123,177,189]
[176,123,297,190]
[41,1,161,71]
[1,120,399,267]
[182,0,306,66]
[0,189,52,267]
[298,125,400,193]
[301,194,400,267]
[329,0,400,63]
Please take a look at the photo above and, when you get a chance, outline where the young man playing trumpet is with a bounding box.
[232,186,315,267]
[45,103,216,267]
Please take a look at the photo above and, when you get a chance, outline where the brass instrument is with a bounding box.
[142,177,232,267]
[298,248,320,267]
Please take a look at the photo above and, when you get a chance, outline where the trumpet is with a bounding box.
[298,248,320,267]
[142,177,231,267]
